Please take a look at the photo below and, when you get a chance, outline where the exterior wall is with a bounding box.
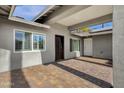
[92,34,112,59]
[113,6,124,88]
[68,14,113,59]
[0,18,82,72]
[82,34,112,59]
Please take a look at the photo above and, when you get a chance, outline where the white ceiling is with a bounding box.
[56,5,113,26]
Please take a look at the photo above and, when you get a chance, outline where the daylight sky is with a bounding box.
[12,5,48,21]
[89,21,112,30]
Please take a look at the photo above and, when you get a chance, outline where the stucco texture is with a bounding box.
[0,18,82,72]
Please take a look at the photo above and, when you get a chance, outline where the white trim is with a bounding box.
[8,5,50,29]
[31,33,33,51]
[13,29,15,53]
[9,17,50,28]
[14,29,46,35]
[9,5,15,18]
[70,38,80,40]
[22,32,25,50]
[71,29,112,37]
[32,5,55,21]
[13,29,46,53]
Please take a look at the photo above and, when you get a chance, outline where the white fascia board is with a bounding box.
[71,30,112,37]
[8,5,50,29]
[90,30,112,36]
[8,17,50,28]
[9,5,15,18]
[32,5,55,21]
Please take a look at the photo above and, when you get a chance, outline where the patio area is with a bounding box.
[0,56,113,88]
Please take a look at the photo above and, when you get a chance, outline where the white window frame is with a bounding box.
[13,29,46,53]
[33,34,46,51]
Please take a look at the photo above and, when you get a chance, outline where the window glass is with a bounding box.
[15,31,24,51]
[70,39,80,52]
[39,35,44,49]
[33,35,39,50]
[33,34,46,50]
[24,32,32,50]
[15,31,32,51]
[15,30,46,52]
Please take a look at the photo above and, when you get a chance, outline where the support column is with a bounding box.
[113,5,124,87]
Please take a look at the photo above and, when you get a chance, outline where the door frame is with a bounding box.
[55,35,64,61]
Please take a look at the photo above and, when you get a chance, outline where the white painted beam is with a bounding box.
[71,30,112,37]
[32,5,55,21]
[8,17,50,28]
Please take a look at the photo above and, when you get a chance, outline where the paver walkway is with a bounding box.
[0,57,113,88]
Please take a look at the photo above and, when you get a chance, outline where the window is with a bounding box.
[33,34,46,50]
[15,31,32,51]
[15,31,24,51]
[24,32,32,50]
[70,39,80,52]
[15,30,46,52]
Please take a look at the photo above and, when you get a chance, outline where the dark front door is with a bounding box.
[55,35,64,61]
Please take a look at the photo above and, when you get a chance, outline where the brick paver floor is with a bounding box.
[0,56,113,88]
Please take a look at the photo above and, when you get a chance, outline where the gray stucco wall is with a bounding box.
[82,34,112,59]
[92,34,112,59]
[113,6,124,88]
[0,18,82,72]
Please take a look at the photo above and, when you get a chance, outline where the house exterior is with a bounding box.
[0,17,83,72]
[0,5,124,87]
[69,14,112,59]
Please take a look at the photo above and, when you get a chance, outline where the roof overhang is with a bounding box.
[0,5,11,17]
[9,16,50,28]
[48,5,113,26]
[0,5,60,29]
[8,5,53,28]
[0,5,113,28]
